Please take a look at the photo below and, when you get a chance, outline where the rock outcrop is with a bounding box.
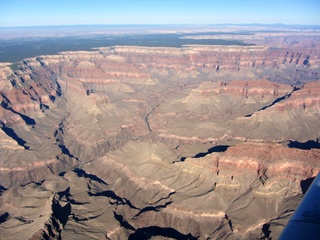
[0,39,319,239]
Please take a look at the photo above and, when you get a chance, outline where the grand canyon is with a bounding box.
[0,26,320,239]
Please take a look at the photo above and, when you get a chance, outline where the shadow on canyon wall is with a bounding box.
[288,140,320,150]
[128,226,197,240]
[245,87,300,118]
[300,177,315,194]
[180,145,229,161]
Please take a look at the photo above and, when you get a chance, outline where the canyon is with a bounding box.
[0,27,320,239]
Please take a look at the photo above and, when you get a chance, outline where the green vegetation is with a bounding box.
[0,33,254,63]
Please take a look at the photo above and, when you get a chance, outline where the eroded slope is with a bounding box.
[0,41,319,239]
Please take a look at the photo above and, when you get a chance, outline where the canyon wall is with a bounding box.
[0,42,319,239]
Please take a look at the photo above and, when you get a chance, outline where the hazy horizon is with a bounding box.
[1,0,319,27]
[1,23,320,29]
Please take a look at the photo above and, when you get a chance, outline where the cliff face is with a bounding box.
[1,142,319,239]
[80,141,320,239]
[0,43,319,239]
[110,45,319,85]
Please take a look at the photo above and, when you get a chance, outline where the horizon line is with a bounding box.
[1,23,320,28]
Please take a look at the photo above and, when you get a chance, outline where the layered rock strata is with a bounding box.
[0,42,319,239]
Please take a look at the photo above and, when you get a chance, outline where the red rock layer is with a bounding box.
[217,142,320,180]
[0,44,319,240]
[274,81,320,111]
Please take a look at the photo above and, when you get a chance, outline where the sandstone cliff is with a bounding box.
[0,42,319,239]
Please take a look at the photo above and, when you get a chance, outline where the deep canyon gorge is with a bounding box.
[0,27,320,239]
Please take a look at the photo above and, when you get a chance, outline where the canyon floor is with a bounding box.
[0,25,320,239]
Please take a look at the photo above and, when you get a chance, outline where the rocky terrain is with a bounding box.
[0,30,320,239]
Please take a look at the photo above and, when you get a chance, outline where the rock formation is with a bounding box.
[0,32,320,239]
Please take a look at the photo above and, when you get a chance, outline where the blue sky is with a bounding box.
[1,0,319,27]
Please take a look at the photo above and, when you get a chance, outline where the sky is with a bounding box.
[0,0,319,27]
